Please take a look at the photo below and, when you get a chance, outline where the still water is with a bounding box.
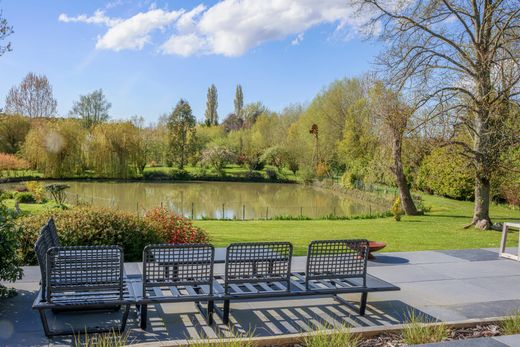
[51,181,386,219]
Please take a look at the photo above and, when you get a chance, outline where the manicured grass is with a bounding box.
[194,194,520,255]
[3,199,64,215]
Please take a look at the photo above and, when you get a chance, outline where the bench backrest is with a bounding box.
[306,239,368,289]
[142,244,214,298]
[46,246,124,303]
[44,217,60,247]
[34,218,60,301]
[225,242,293,293]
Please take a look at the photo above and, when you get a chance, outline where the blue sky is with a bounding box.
[0,0,381,123]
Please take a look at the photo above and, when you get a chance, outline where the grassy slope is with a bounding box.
[195,194,520,255]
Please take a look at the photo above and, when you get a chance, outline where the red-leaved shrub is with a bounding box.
[144,207,209,244]
[0,153,30,170]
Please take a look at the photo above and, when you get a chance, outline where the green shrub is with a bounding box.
[15,192,37,203]
[501,310,520,335]
[0,190,13,200]
[416,147,474,200]
[143,168,191,180]
[0,200,24,298]
[265,169,278,181]
[17,207,162,265]
[391,196,404,221]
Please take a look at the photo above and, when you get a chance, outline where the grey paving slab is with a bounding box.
[368,264,453,283]
[415,338,508,346]
[494,335,520,347]
[421,260,520,280]
[437,249,500,262]
[464,276,520,301]
[446,300,520,319]
[377,251,469,265]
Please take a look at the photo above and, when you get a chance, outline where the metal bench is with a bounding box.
[214,240,400,324]
[32,242,134,337]
[135,244,215,329]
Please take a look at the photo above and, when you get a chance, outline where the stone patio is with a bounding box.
[2,247,520,346]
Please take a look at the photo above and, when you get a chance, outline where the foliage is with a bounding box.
[45,183,70,205]
[200,143,236,174]
[242,102,268,128]
[0,114,31,153]
[167,99,197,169]
[500,310,520,335]
[402,311,448,345]
[144,207,209,244]
[260,146,287,172]
[88,121,143,178]
[22,119,85,177]
[142,168,190,180]
[315,162,329,178]
[14,192,36,203]
[4,72,57,117]
[0,9,13,57]
[234,84,244,119]
[0,199,23,298]
[25,181,45,202]
[74,330,129,347]
[222,113,244,133]
[391,196,404,221]
[0,152,30,170]
[265,169,278,181]
[17,207,162,264]
[341,170,362,190]
[303,326,360,347]
[416,146,475,200]
[204,84,218,126]
[69,89,111,129]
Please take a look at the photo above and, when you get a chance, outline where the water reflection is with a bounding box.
[38,181,387,219]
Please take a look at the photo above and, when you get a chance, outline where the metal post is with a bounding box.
[222,203,225,220]
[266,207,269,220]
[333,207,336,217]
[300,206,303,217]
[369,205,372,217]
[76,194,79,205]
[242,204,245,220]
[161,201,163,208]
[191,202,194,220]
[137,202,139,217]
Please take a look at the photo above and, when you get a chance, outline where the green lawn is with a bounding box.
[195,194,520,255]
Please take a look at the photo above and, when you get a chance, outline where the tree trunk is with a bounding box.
[392,134,419,215]
[473,174,492,229]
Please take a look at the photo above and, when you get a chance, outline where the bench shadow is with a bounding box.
[135,298,432,342]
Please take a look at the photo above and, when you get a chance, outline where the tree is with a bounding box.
[357,0,520,229]
[234,84,244,119]
[4,73,58,118]
[222,113,243,133]
[200,143,236,174]
[370,83,419,216]
[167,99,196,169]
[204,84,218,126]
[242,102,268,128]
[0,9,13,57]
[0,114,31,153]
[69,89,111,129]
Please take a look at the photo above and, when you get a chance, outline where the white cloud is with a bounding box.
[60,0,374,56]
[58,10,122,27]
[96,9,183,51]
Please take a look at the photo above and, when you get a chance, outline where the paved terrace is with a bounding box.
[2,247,520,347]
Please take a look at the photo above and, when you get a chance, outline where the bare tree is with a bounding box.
[356,0,520,229]
[69,89,111,129]
[370,83,419,215]
[0,9,13,57]
[4,72,58,117]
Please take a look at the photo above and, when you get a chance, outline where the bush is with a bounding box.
[144,207,208,244]
[391,196,404,221]
[26,181,46,203]
[17,207,162,265]
[15,192,37,203]
[416,147,474,200]
[265,169,278,181]
[143,168,191,180]
[0,153,30,171]
[0,200,24,298]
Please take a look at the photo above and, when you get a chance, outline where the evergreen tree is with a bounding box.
[167,99,196,169]
[234,84,243,119]
[204,84,218,126]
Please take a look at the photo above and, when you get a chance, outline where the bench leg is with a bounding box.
[139,304,148,330]
[359,292,368,316]
[223,300,230,324]
[208,301,214,325]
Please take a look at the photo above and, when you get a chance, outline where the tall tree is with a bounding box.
[204,84,218,126]
[69,89,111,129]
[0,9,13,57]
[370,83,419,215]
[357,0,520,229]
[234,84,244,119]
[4,73,58,118]
[0,114,31,154]
[167,99,196,169]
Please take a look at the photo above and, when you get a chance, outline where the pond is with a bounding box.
[5,181,388,219]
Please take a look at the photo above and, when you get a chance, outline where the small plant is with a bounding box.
[14,191,37,203]
[402,310,448,345]
[45,183,70,206]
[303,325,360,347]
[0,198,24,299]
[74,329,129,347]
[391,196,404,221]
[25,181,46,203]
[500,310,520,335]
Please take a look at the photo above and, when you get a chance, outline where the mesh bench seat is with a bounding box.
[32,244,134,337]
[214,240,400,324]
[135,244,215,329]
